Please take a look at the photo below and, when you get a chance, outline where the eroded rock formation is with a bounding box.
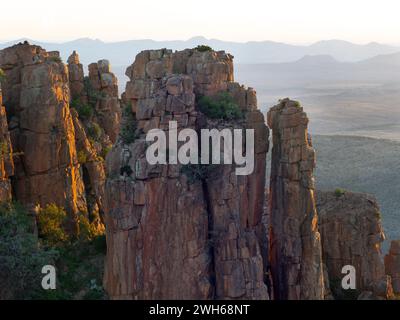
[317,191,393,299]
[385,240,400,295]
[267,99,325,300]
[0,83,14,201]
[0,43,87,226]
[88,60,121,143]
[104,48,270,300]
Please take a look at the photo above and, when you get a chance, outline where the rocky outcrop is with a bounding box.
[0,43,87,230]
[88,60,121,143]
[104,48,270,300]
[0,84,14,202]
[385,240,400,295]
[71,108,105,225]
[317,191,393,299]
[67,51,87,104]
[267,99,325,300]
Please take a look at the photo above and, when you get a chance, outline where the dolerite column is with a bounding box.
[267,98,324,300]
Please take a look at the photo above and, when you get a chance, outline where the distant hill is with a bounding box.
[1,37,398,66]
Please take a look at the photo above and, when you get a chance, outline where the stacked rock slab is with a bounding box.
[317,191,393,299]
[88,60,121,143]
[0,83,14,201]
[0,43,87,226]
[385,240,400,295]
[67,51,87,104]
[267,98,324,300]
[70,108,105,225]
[104,48,270,299]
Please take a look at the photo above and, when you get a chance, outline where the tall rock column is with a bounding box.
[0,83,14,202]
[318,191,392,299]
[0,43,87,227]
[104,48,270,300]
[88,60,121,143]
[267,98,324,300]
[385,240,400,295]
[67,50,87,104]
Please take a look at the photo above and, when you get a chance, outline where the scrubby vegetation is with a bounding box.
[120,104,138,144]
[334,188,346,198]
[197,92,243,120]
[0,68,5,83]
[194,45,213,52]
[0,203,58,299]
[0,202,107,300]
[37,204,70,247]
[87,122,102,141]
[48,56,62,63]
[77,150,88,164]
[180,164,218,184]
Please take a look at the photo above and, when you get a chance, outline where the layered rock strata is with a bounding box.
[267,98,325,300]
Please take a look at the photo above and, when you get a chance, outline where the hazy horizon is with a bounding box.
[3,0,400,44]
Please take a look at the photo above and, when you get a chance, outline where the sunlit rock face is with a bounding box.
[67,52,121,224]
[385,240,400,295]
[0,43,87,230]
[267,98,325,300]
[103,48,270,300]
[0,83,14,202]
[318,191,393,300]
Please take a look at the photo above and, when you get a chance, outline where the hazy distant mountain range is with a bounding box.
[2,36,400,141]
[1,36,399,66]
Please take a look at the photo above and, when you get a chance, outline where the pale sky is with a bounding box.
[2,0,400,44]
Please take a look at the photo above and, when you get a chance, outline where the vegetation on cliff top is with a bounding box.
[194,45,213,52]
[197,92,243,120]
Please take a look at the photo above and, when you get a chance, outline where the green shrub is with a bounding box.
[180,164,218,184]
[0,141,9,160]
[0,68,5,82]
[334,188,346,198]
[197,92,243,120]
[120,165,133,177]
[101,145,112,160]
[77,213,104,242]
[0,202,58,299]
[84,77,103,109]
[77,104,94,120]
[120,104,138,144]
[194,45,213,52]
[77,150,87,164]
[48,56,62,63]
[93,234,107,255]
[37,204,69,246]
[87,122,102,141]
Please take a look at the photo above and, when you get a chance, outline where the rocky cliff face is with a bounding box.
[0,43,87,228]
[267,99,325,300]
[0,83,14,201]
[103,48,270,300]
[88,60,121,143]
[317,191,393,299]
[67,52,121,222]
[385,240,400,295]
